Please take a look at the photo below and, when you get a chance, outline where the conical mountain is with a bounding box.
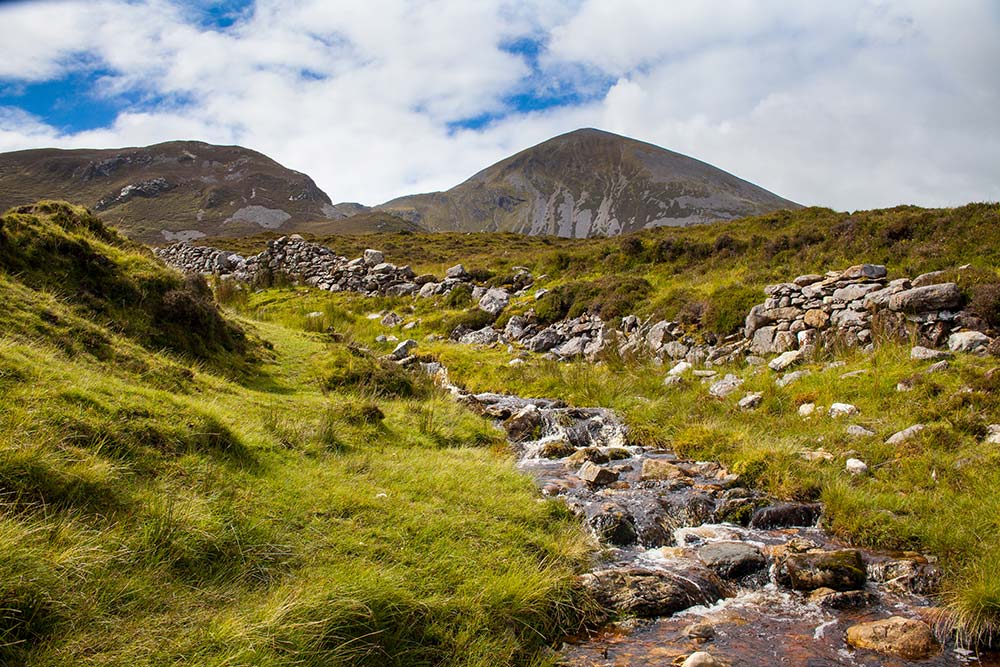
[376,128,800,237]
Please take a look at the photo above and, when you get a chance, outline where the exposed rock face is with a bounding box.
[376,128,799,237]
[743,264,992,353]
[845,616,940,659]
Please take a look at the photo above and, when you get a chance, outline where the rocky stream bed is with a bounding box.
[421,363,1000,666]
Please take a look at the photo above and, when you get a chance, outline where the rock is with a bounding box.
[886,424,925,445]
[744,304,772,338]
[912,270,947,288]
[693,369,717,378]
[640,459,688,481]
[948,330,991,353]
[380,311,402,327]
[794,274,824,286]
[708,374,743,398]
[776,549,867,591]
[533,288,549,300]
[738,392,763,410]
[579,565,724,619]
[776,369,810,387]
[696,541,767,579]
[985,424,1000,445]
[798,402,816,417]
[538,439,575,459]
[362,249,384,265]
[829,403,859,418]
[810,588,876,609]
[552,336,588,358]
[684,620,716,640]
[750,325,776,354]
[503,405,541,442]
[799,449,834,462]
[769,350,803,372]
[888,283,962,313]
[910,345,951,361]
[388,339,417,361]
[664,340,690,359]
[840,264,887,281]
[458,327,501,346]
[845,616,939,660]
[445,264,468,279]
[833,283,884,301]
[646,320,673,352]
[477,287,510,316]
[578,461,618,487]
[846,458,869,475]
[525,328,561,353]
[749,502,822,529]
[668,361,693,376]
[682,651,725,667]
[803,308,829,328]
[566,447,610,465]
[588,508,638,545]
[846,425,875,438]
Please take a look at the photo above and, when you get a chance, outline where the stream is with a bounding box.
[424,362,1000,666]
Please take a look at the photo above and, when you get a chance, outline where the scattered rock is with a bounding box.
[640,459,688,481]
[776,369,810,387]
[380,312,402,327]
[668,361,693,376]
[845,616,939,660]
[949,330,991,353]
[798,402,816,417]
[388,339,417,361]
[886,424,925,445]
[477,287,510,316]
[846,458,869,475]
[708,374,743,398]
[445,264,468,279]
[769,350,803,372]
[363,248,384,265]
[910,346,951,361]
[985,424,1000,445]
[738,392,763,410]
[846,425,875,438]
[829,403,859,418]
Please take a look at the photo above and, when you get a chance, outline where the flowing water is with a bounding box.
[426,364,999,666]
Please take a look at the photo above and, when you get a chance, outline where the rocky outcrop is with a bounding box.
[743,264,994,354]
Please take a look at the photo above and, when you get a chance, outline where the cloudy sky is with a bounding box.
[1,0,998,209]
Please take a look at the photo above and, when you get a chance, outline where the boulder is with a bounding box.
[587,508,638,545]
[832,283,884,301]
[458,327,501,346]
[477,287,510,316]
[445,264,468,279]
[986,424,1000,445]
[646,320,673,352]
[696,541,767,579]
[776,549,866,591]
[579,564,725,619]
[738,392,763,410]
[776,369,810,388]
[750,325,777,354]
[503,405,541,442]
[640,459,688,481]
[380,311,403,327]
[846,425,875,438]
[948,330,991,353]
[362,249,385,265]
[668,361,693,376]
[888,283,962,313]
[794,274,824,286]
[845,616,939,660]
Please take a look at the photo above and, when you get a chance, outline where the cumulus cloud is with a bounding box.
[0,0,997,209]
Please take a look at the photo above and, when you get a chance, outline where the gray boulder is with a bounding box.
[477,287,510,316]
[888,283,962,313]
[948,330,991,353]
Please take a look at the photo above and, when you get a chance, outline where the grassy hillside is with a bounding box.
[0,203,593,666]
[209,200,1000,643]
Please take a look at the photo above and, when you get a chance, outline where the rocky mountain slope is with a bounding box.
[0,141,420,243]
[376,128,800,237]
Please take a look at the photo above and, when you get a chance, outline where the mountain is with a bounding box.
[375,128,800,237]
[0,141,420,243]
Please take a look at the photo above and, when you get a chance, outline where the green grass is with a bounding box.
[0,205,596,666]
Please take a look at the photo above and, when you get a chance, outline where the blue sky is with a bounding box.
[0,0,998,208]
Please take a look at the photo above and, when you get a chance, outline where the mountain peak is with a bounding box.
[378,130,799,237]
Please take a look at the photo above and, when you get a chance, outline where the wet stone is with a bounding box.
[696,541,767,579]
[749,502,822,529]
[578,461,617,487]
[587,507,638,546]
[809,587,877,609]
[579,564,725,619]
[845,616,940,660]
[776,549,867,592]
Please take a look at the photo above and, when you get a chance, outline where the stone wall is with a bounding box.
[744,264,994,355]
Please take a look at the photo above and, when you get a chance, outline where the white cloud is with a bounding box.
[0,0,997,209]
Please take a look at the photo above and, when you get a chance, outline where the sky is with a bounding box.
[0,0,998,209]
